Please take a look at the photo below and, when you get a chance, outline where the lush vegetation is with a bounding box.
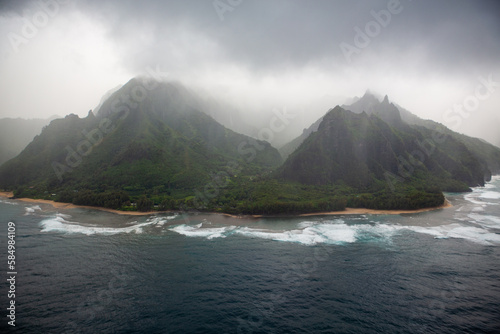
[277,107,487,192]
[10,175,445,215]
[2,80,497,215]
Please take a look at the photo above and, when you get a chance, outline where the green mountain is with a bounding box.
[278,94,403,160]
[278,116,323,160]
[280,91,498,187]
[270,97,500,211]
[0,78,282,209]
[214,96,498,214]
[345,92,500,178]
[395,105,500,179]
[278,105,487,189]
[1,83,498,215]
[0,116,57,166]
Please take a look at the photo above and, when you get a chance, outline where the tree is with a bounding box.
[137,195,153,212]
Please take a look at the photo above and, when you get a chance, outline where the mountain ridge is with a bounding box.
[0,81,498,215]
[0,78,282,211]
[0,116,59,166]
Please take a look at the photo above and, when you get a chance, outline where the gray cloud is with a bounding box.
[69,0,500,74]
[0,0,499,144]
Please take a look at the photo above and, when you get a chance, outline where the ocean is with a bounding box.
[1,176,500,333]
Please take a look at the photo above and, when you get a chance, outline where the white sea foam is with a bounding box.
[0,199,18,205]
[24,205,41,215]
[464,180,500,206]
[306,223,357,244]
[468,213,500,229]
[353,223,401,241]
[169,220,378,245]
[464,192,496,206]
[478,191,500,200]
[235,225,345,245]
[168,219,361,245]
[40,214,174,235]
[57,213,73,219]
[169,223,234,239]
[471,206,484,212]
[464,189,500,205]
[405,224,500,245]
[169,218,500,246]
[151,215,176,226]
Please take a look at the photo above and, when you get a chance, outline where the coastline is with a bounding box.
[0,191,452,217]
[0,192,159,216]
[297,199,453,217]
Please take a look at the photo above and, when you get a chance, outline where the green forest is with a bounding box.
[1,80,497,216]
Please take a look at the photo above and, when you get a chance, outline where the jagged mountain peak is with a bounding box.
[344,91,401,126]
[359,89,383,101]
[278,103,490,193]
[355,91,392,106]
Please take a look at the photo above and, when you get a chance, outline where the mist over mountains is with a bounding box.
[0,116,58,165]
[0,78,499,214]
[0,78,280,205]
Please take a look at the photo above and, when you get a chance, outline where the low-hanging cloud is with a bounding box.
[0,0,499,145]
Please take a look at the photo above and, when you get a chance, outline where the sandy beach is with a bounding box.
[0,192,159,216]
[298,199,453,217]
[1,191,452,217]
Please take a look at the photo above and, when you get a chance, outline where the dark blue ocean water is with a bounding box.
[1,177,500,333]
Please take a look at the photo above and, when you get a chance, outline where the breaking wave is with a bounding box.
[25,205,42,215]
[36,176,500,245]
[168,219,500,246]
[170,223,236,239]
[40,213,177,235]
[464,175,500,206]
[0,199,18,205]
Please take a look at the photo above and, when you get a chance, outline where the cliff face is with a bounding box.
[0,79,282,197]
[1,81,498,214]
[277,106,486,192]
[278,107,397,187]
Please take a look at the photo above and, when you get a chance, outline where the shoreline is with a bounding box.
[297,199,452,217]
[0,191,452,218]
[0,192,159,216]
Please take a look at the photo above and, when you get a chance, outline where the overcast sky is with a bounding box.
[1,0,499,144]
